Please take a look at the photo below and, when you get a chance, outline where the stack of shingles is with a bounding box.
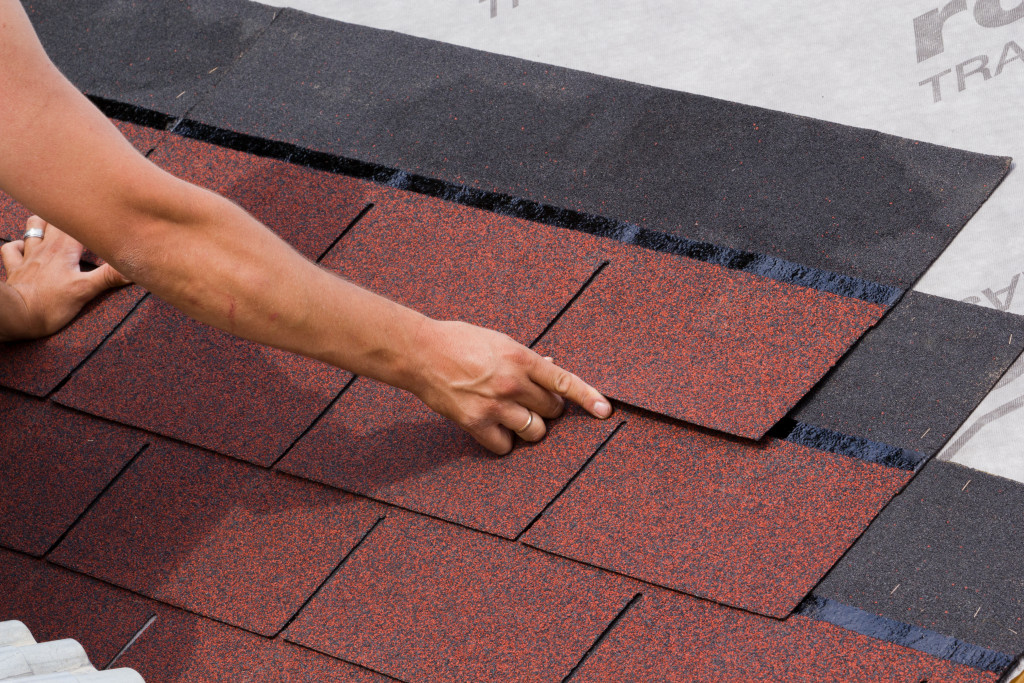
[2,2,1024,681]
[0,620,141,682]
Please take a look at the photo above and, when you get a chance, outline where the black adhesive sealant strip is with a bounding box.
[88,97,903,307]
[770,419,929,472]
[89,95,177,131]
[797,595,1015,673]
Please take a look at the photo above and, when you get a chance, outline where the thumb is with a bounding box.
[1,240,26,271]
[80,263,132,299]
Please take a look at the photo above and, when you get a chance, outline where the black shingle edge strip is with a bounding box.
[769,419,929,472]
[89,94,177,131]
[88,96,904,307]
[796,595,1015,673]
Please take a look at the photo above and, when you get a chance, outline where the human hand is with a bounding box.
[404,318,613,454]
[0,216,131,340]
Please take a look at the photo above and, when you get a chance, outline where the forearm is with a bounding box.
[117,183,429,389]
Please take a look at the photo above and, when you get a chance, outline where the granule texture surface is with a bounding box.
[188,9,1010,289]
[793,291,1024,454]
[815,461,1024,657]
[119,606,394,682]
[49,440,383,636]
[0,395,144,556]
[25,0,278,117]
[285,513,635,683]
[278,378,622,538]
[535,249,886,439]
[571,591,998,682]
[52,297,351,465]
[0,550,154,668]
[149,134,373,260]
[522,412,911,618]
[320,186,610,343]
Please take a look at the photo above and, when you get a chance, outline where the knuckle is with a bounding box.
[103,267,121,288]
[465,400,502,426]
[492,375,521,398]
[508,345,532,367]
[554,371,573,395]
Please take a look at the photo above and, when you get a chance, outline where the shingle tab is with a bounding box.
[52,298,351,465]
[536,248,887,439]
[320,187,609,343]
[50,441,383,636]
[285,514,635,683]
[148,134,373,260]
[523,411,911,617]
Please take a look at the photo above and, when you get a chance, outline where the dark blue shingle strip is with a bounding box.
[797,595,1015,673]
[770,419,930,471]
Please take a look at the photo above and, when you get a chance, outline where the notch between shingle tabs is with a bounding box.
[517,420,627,541]
[44,442,151,558]
[529,261,610,350]
[47,292,151,398]
[104,613,157,669]
[797,595,1015,673]
[271,374,360,468]
[771,419,929,471]
[315,204,375,264]
[275,515,387,638]
[562,592,643,682]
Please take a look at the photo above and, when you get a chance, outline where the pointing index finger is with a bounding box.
[531,355,612,419]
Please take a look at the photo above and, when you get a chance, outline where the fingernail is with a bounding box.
[594,400,612,418]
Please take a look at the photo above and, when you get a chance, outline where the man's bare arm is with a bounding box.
[0,0,611,452]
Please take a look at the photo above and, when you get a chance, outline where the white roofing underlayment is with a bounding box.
[0,621,142,682]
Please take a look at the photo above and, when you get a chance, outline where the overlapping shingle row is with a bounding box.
[1,116,1018,680]
[2,1,1024,679]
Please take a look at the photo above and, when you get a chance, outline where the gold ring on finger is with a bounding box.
[514,411,534,434]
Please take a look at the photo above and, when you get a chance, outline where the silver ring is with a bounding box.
[22,227,44,240]
[514,411,534,434]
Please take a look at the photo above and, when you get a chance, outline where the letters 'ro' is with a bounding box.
[915,0,1024,62]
